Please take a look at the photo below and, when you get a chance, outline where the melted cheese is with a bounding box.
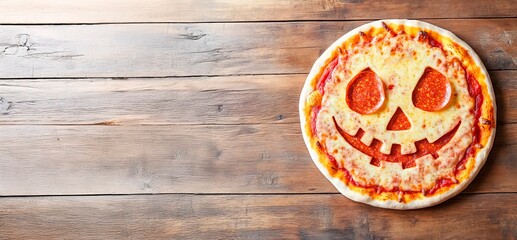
[316,33,475,191]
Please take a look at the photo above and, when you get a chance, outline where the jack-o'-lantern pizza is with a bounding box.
[300,20,496,209]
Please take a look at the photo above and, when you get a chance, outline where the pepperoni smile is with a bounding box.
[332,116,460,169]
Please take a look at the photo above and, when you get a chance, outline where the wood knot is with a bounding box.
[258,170,279,186]
[0,97,12,115]
[94,120,120,126]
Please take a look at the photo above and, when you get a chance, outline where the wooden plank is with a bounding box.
[0,19,513,79]
[0,123,513,196]
[0,124,329,195]
[0,0,515,24]
[0,71,514,125]
[0,75,301,125]
[493,71,517,124]
[0,194,515,239]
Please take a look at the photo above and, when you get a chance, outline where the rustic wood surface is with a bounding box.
[0,19,513,79]
[0,0,515,23]
[0,1,515,239]
[0,194,515,239]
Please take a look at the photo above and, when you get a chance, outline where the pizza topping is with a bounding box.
[466,73,483,146]
[382,22,396,36]
[359,31,372,43]
[428,178,456,195]
[345,68,385,114]
[307,90,322,107]
[316,58,338,94]
[311,105,321,135]
[454,72,484,174]
[428,35,443,49]
[313,24,477,194]
[333,116,460,169]
[387,108,411,131]
[412,68,452,112]
[417,31,443,49]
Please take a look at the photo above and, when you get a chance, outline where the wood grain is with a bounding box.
[0,71,514,125]
[0,123,513,196]
[0,0,514,238]
[0,75,301,125]
[0,19,513,79]
[0,194,515,239]
[0,0,514,23]
[493,71,517,124]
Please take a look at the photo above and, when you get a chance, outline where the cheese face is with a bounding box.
[316,32,475,192]
[301,20,495,209]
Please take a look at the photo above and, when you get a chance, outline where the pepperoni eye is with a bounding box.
[412,68,451,112]
[346,69,385,114]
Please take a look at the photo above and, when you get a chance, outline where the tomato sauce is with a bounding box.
[310,105,321,136]
[428,178,456,195]
[427,35,443,49]
[455,72,483,174]
[316,58,338,95]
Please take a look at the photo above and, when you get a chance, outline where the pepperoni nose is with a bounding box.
[387,107,411,131]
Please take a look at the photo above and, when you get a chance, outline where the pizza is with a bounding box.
[299,20,496,209]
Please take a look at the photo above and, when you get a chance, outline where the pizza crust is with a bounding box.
[299,19,496,209]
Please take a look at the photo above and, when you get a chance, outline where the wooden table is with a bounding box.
[0,1,515,239]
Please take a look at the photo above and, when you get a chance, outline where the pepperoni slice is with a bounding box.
[412,68,451,112]
[346,69,385,114]
[387,108,411,131]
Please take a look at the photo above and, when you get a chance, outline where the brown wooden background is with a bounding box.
[0,0,515,239]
